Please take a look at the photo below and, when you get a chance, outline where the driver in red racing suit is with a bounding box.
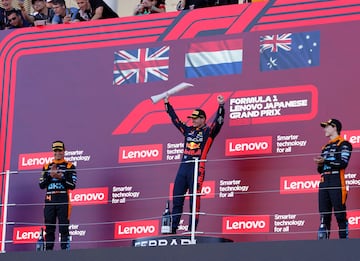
[164,95,225,234]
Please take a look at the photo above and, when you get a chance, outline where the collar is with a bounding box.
[53,159,66,164]
[328,135,344,144]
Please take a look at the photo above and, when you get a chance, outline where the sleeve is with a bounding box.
[39,165,51,189]
[209,104,225,138]
[70,8,79,21]
[165,101,188,135]
[63,163,77,190]
[51,14,60,24]
[317,162,323,174]
[324,141,352,170]
[90,0,103,9]
[0,10,5,30]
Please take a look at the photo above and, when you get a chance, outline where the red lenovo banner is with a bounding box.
[1,0,360,252]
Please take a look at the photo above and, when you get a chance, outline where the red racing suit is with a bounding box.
[165,102,224,233]
[317,136,352,239]
[39,159,77,250]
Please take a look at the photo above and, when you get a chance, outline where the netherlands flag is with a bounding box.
[185,39,243,78]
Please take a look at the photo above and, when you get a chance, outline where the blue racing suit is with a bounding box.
[165,102,224,233]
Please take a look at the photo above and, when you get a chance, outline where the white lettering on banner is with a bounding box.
[229,96,272,105]
[201,186,211,195]
[219,179,250,198]
[273,213,305,233]
[284,180,319,190]
[229,141,268,152]
[21,156,52,166]
[134,238,194,247]
[112,185,141,204]
[122,149,159,159]
[16,230,40,240]
[347,135,360,144]
[118,225,156,235]
[228,90,310,120]
[71,192,105,202]
[226,220,266,230]
[349,216,360,225]
[343,132,360,146]
[230,103,263,112]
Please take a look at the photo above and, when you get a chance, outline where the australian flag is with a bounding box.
[113,46,169,85]
[260,31,320,71]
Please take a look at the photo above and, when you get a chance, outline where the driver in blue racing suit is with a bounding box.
[164,95,225,234]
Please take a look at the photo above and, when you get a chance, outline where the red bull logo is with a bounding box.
[186,142,201,150]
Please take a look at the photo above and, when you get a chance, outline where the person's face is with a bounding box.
[76,0,89,11]
[53,149,65,160]
[324,125,336,137]
[52,3,65,16]
[33,0,45,11]
[191,117,205,128]
[8,13,21,27]
[46,1,53,8]
[1,0,12,9]
[142,0,155,7]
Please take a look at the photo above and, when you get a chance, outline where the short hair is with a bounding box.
[6,9,20,18]
[31,0,45,4]
[52,0,66,6]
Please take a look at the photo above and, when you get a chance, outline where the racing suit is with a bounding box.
[317,136,352,239]
[39,159,77,250]
[165,102,224,233]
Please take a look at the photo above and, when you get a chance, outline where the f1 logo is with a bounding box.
[112,92,231,135]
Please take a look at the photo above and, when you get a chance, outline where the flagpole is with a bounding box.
[1,170,10,253]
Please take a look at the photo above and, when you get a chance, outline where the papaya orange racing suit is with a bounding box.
[317,136,352,239]
[39,160,77,250]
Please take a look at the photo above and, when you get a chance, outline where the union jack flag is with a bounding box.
[113,46,169,85]
[260,33,292,53]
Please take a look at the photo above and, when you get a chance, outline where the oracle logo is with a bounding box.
[280,175,319,194]
[119,144,163,163]
[343,130,360,148]
[69,187,109,205]
[169,180,215,199]
[114,220,159,239]
[222,215,270,233]
[13,226,44,244]
[18,152,53,170]
[225,136,272,156]
[347,210,360,229]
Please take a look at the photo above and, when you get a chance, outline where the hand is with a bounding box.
[18,1,25,10]
[164,96,169,103]
[50,164,63,179]
[135,3,145,12]
[313,156,324,165]
[63,15,72,24]
[217,95,225,105]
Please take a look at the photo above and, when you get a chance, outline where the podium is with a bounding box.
[134,159,234,247]
[133,235,233,247]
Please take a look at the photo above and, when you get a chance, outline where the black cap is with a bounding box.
[52,141,65,151]
[187,109,206,119]
[320,119,342,133]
